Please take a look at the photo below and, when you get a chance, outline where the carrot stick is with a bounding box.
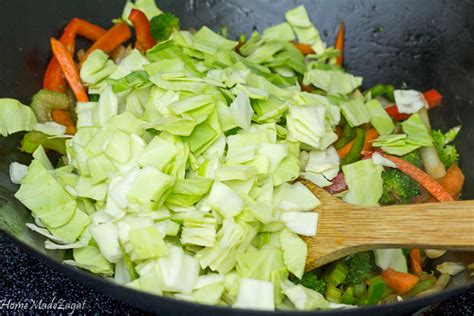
[382,154,454,202]
[50,38,88,102]
[43,24,76,93]
[335,21,345,66]
[294,43,314,55]
[382,269,419,295]
[79,22,132,67]
[129,9,156,51]
[43,18,106,93]
[72,18,107,41]
[337,128,378,158]
[410,249,422,275]
[363,128,379,151]
[427,164,465,202]
[51,109,76,135]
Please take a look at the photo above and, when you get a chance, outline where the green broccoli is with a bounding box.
[293,272,327,294]
[344,251,377,285]
[379,169,420,205]
[379,151,422,205]
[150,13,180,42]
[402,150,423,168]
[432,126,461,168]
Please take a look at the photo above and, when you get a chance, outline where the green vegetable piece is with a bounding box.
[402,150,423,168]
[334,117,356,150]
[353,282,367,297]
[31,89,71,122]
[340,128,366,165]
[379,169,420,205]
[293,272,327,295]
[21,131,66,154]
[150,12,180,42]
[364,84,395,102]
[119,242,139,281]
[379,151,422,205]
[324,261,348,286]
[404,275,436,297]
[129,226,168,260]
[0,98,38,136]
[432,127,461,168]
[344,251,377,285]
[341,287,355,305]
[73,246,114,276]
[325,284,342,303]
[367,279,386,305]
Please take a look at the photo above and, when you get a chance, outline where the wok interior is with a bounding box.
[0,0,473,312]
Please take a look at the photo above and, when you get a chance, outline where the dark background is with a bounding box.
[1,0,473,315]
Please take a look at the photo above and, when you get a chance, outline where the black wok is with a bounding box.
[0,0,473,315]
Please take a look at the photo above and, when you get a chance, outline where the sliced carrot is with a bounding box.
[337,128,378,158]
[293,43,314,55]
[423,89,443,108]
[335,21,345,65]
[363,128,379,151]
[427,164,465,202]
[79,22,132,67]
[337,141,353,158]
[410,249,422,275]
[43,18,106,93]
[129,9,156,51]
[50,38,88,102]
[382,269,419,295]
[72,18,107,41]
[51,109,76,135]
[382,154,454,202]
[43,24,76,93]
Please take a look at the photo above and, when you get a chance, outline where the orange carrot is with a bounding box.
[428,164,465,202]
[337,128,378,158]
[72,18,107,41]
[382,269,419,295]
[294,43,315,55]
[337,140,352,158]
[382,154,454,202]
[43,24,76,93]
[410,249,422,275]
[51,109,76,135]
[50,38,88,102]
[335,21,345,65]
[129,9,156,51]
[79,22,131,67]
[363,128,379,151]
[43,18,106,93]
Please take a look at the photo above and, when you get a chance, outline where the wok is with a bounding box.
[0,0,473,315]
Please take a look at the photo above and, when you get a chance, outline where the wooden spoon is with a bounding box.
[300,179,474,271]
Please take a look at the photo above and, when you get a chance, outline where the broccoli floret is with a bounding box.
[344,252,377,285]
[150,13,180,42]
[432,128,461,168]
[379,169,420,205]
[402,150,423,168]
[293,272,327,294]
[379,151,422,205]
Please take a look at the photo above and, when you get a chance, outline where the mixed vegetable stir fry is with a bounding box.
[0,0,469,311]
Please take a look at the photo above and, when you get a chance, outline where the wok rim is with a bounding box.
[2,229,473,315]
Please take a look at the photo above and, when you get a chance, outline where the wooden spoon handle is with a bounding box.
[343,201,474,249]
